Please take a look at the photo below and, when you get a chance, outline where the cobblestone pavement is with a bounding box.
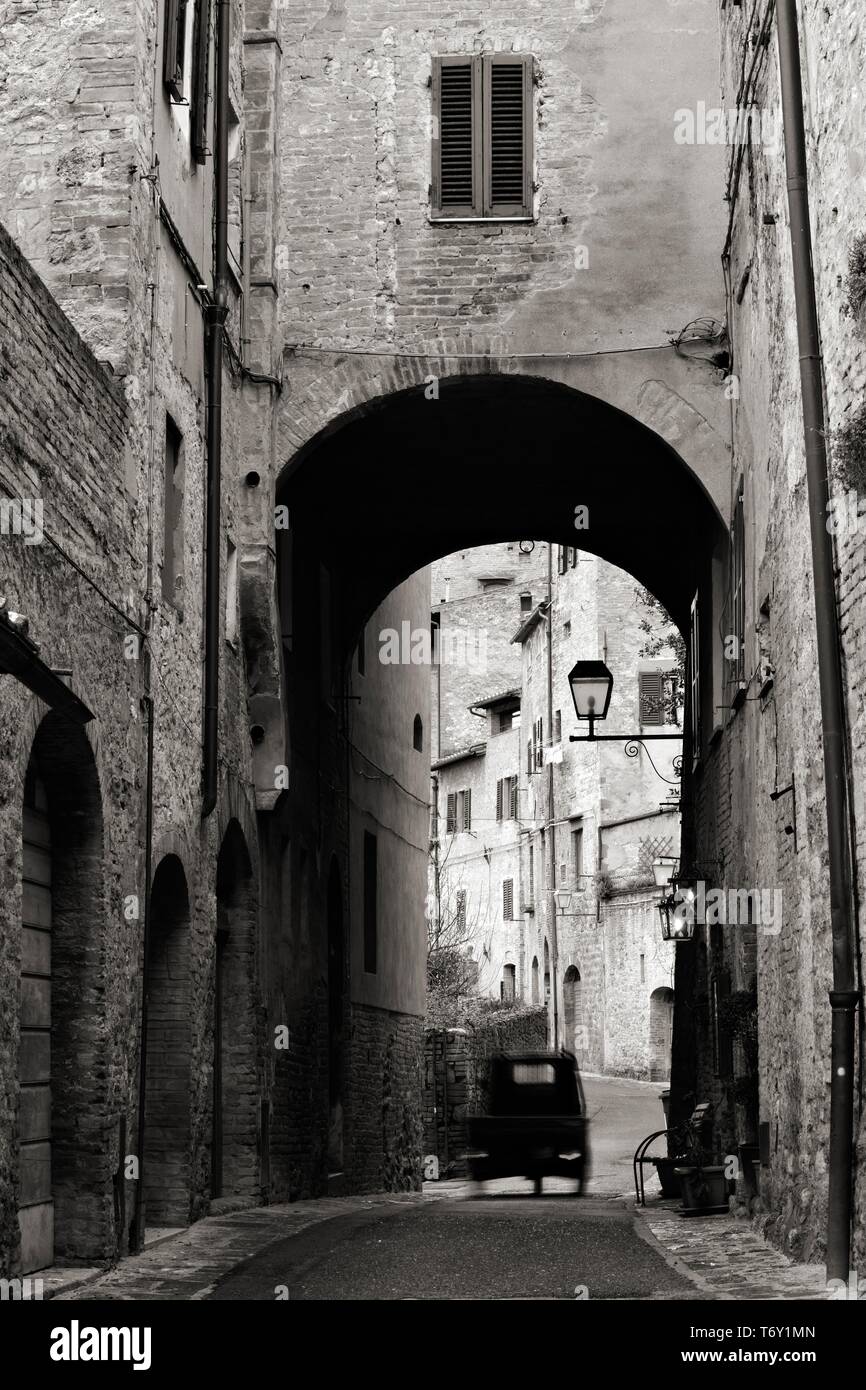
[635,1199,833,1301]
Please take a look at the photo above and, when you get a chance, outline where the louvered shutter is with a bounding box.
[496,779,503,822]
[639,671,664,726]
[463,788,472,831]
[503,879,514,920]
[446,793,457,834]
[432,57,482,218]
[483,54,533,217]
[510,776,519,820]
[163,0,188,101]
[190,0,210,165]
[527,739,533,776]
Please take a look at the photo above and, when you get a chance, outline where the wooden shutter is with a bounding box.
[462,788,472,831]
[639,671,664,726]
[190,0,210,164]
[510,776,519,820]
[690,593,701,755]
[456,889,466,932]
[527,739,533,776]
[163,0,188,101]
[503,879,514,920]
[446,793,457,834]
[432,57,482,218]
[528,845,534,904]
[495,779,503,822]
[483,54,533,217]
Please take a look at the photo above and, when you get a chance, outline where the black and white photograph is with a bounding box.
[0,0,863,1365]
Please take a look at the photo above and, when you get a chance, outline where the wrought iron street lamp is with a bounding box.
[652,855,680,889]
[567,659,683,781]
[657,885,697,942]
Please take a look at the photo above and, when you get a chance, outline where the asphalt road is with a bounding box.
[207,1075,688,1301]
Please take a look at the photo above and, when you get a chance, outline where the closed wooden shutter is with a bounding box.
[483,54,533,217]
[639,671,664,725]
[503,879,514,920]
[462,788,472,831]
[446,793,457,834]
[190,0,210,165]
[432,58,482,217]
[509,776,519,821]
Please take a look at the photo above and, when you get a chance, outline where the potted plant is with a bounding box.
[674,1125,729,1215]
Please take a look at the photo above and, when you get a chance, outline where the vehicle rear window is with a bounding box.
[511,1062,556,1085]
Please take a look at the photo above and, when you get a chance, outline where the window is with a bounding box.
[563,620,571,640]
[496,775,519,821]
[225,538,238,645]
[640,669,680,726]
[519,591,532,613]
[363,831,377,973]
[164,0,209,162]
[458,788,472,831]
[501,963,516,1003]
[526,739,533,776]
[528,845,534,906]
[568,546,578,567]
[572,826,584,883]
[162,414,184,611]
[227,102,243,286]
[496,707,518,734]
[533,716,544,770]
[558,546,567,575]
[431,54,534,220]
[730,482,746,692]
[413,714,423,752]
[503,879,514,920]
[446,792,457,834]
[690,593,701,757]
[163,0,189,102]
[553,709,561,743]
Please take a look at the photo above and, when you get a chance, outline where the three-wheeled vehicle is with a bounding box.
[467,1051,590,1195]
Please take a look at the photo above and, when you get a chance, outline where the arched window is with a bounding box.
[543,939,550,1001]
[531,956,539,1004]
[413,714,423,751]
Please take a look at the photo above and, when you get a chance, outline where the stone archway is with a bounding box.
[17,713,107,1271]
[144,855,192,1228]
[213,821,259,1202]
[649,987,675,1082]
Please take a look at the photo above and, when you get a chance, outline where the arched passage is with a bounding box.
[18,714,107,1271]
[144,855,191,1228]
[327,858,345,1173]
[277,373,728,656]
[213,821,259,1201]
[563,965,584,1058]
[649,987,675,1082]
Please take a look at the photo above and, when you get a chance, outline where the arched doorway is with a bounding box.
[563,965,583,1057]
[144,855,191,1228]
[213,822,259,1201]
[531,956,539,1004]
[543,939,550,1002]
[649,987,675,1081]
[18,715,106,1273]
[327,859,345,1173]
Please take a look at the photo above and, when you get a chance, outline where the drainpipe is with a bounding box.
[202,0,231,818]
[776,0,859,1282]
[546,544,560,1048]
[133,692,155,1253]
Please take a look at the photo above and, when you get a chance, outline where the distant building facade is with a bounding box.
[430,543,680,1080]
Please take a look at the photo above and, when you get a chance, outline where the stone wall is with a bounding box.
[423,1005,548,1176]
